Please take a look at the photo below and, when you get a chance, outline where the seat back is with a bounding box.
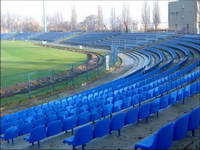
[47,120,63,137]
[188,107,200,131]
[78,112,91,125]
[19,122,33,135]
[173,113,189,141]
[138,103,150,120]
[169,91,177,105]
[94,118,110,138]
[4,126,19,140]
[155,123,174,149]
[63,116,77,131]
[160,95,169,109]
[125,107,139,125]
[74,124,93,146]
[29,125,46,142]
[150,99,160,115]
[110,112,126,131]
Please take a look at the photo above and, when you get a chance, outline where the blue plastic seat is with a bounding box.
[132,94,140,105]
[125,107,139,125]
[63,116,77,135]
[1,126,19,143]
[102,104,113,117]
[138,103,150,121]
[46,114,57,125]
[0,122,13,135]
[160,95,169,109]
[135,123,174,150]
[78,112,91,125]
[32,117,46,127]
[24,125,46,145]
[150,99,160,117]
[90,110,102,122]
[113,100,123,112]
[123,97,132,108]
[46,120,63,137]
[94,118,110,138]
[176,88,184,103]
[19,122,33,136]
[63,124,93,150]
[188,107,200,136]
[173,113,189,141]
[169,91,177,105]
[110,112,126,136]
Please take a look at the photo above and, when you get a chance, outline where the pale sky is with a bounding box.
[2,0,171,28]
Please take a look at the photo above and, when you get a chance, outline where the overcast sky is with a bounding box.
[2,0,171,27]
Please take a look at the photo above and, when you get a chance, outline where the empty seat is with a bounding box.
[125,107,139,125]
[94,118,110,138]
[63,124,93,150]
[113,100,123,112]
[138,103,150,121]
[19,122,33,136]
[46,120,63,137]
[102,104,113,117]
[78,112,91,125]
[150,99,160,117]
[169,91,177,105]
[90,110,102,122]
[63,116,77,135]
[1,126,19,143]
[135,123,174,150]
[173,113,189,141]
[123,97,132,108]
[176,88,184,103]
[110,112,126,136]
[160,95,169,109]
[188,107,200,136]
[24,125,46,145]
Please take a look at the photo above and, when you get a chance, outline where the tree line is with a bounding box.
[1,2,161,33]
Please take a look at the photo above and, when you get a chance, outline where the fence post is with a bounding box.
[27,72,31,98]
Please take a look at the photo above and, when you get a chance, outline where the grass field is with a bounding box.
[1,40,87,88]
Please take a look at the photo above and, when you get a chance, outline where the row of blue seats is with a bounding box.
[0,49,197,134]
[173,40,200,52]
[92,33,175,50]
[30,32,75,42]
[1,55,197,131]
[1,67,199,142]
[0,53,195,129]
[61,81,200,150]
[135,106,200,150]
[1,39,198,136]
[1,79,199,147]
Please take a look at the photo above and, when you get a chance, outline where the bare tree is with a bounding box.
[80,15,97,31]
[47,11,65,31]
[1,13,22,32]
[130,19,138,31]
[110,8,117,31]
[141,2,150,32]
[71,5,77,31]
[115,16,123,32]
[97,5,104,31]
[121,4,131,32]
[21,17,41,32]
[152,1,160,31]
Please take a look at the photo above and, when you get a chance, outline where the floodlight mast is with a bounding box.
[43,0,47,32]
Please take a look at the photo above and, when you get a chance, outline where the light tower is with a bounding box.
[43,0,47,32]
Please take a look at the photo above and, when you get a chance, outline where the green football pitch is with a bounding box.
[1,40,87,88]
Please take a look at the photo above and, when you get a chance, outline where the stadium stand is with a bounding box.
[30,32,76,42]
[0,33,200,149]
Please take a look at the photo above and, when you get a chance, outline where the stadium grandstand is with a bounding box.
[1,0,200,150]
